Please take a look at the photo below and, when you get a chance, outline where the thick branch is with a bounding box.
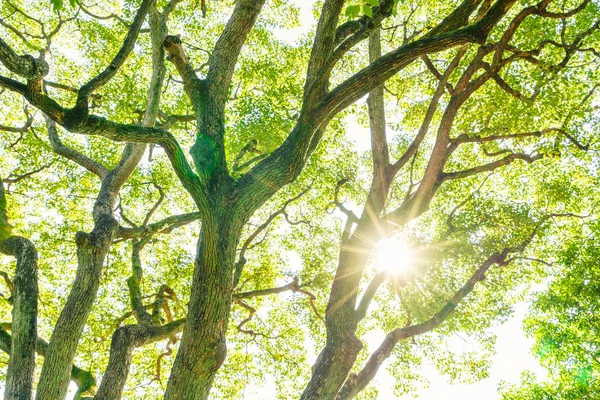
[163,35,204,113]
[304,0,345,98]
[46,115,109,179]
[77,0,155,104]
[312,0,515,125]
[37,6,179,398]
[206,0,266,110]
[0,37,48,79]
[366,28,390,198]
[94,319,185,400]
[238,3,515,221]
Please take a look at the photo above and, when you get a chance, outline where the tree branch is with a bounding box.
[354,271,388,324]
[0,108,33,133]
[94,319,185,399]
[163,35,204,113]
[0,37,48,79]
[45,115,109,179]
[304,0,345,101]
[233,278,301,300]
[442,152,543,181]
[238,2,515,222]
[206,0,267,110]
[77,0,155,105]
[0,326,95,398]
[234,186,311,287]
[337,248,516,399]
[117,211,201,241]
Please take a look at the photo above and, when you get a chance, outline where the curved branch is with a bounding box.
[389,45,468,178]
[77,0,155,104]
[0,108,33,133]
[442,152,543,181]
[537,0,591,18]
[45,115,109,179]
[233,278,301,300]
[233,186,311,286]
[312,0,515,125]
[163,35,204,112]
[0,37,48,79]
[117,211,201,241]
[206,0,266,110]
[238,2,515,221]
[304,0,345,99]
[94,319,185,400]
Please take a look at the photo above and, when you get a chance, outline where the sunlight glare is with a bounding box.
[375,237,414,273]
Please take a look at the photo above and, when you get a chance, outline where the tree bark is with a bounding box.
[164,206,244,400]
[0,180,38,400]
[94,320,185,400]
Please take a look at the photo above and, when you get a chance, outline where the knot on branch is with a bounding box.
[89,216,119,246]
[163,35,188,64]
[24,54,49,80]
[473,268,487,282]
[75,231,89,247]
[163,34,182,48]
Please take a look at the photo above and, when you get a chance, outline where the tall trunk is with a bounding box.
[302,28,392,399]
[164,206,244,400]
[301,233,372,400]
[36,214,118,400]
[2,238,38,400]
[0,180,38,400]
[94,326,137,400]
[37,144,145,400]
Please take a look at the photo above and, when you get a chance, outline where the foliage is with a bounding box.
[0,0,598,399]
[500,222,600,399]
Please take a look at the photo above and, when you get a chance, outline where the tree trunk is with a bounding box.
[301,239,369,400]
[36,216,118,400]
[94,326,137,400]
[164,205,244,400]
[1,179,38,400]
[1,237,38,400]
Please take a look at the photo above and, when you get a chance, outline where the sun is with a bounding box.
[375,237,414,274]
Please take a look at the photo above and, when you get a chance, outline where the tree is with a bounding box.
[0,0,598,399]
[500,221,600,399]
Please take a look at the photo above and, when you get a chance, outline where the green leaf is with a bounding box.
[362,5,373,17]
[345,5,361,19]
[50,0,63,11]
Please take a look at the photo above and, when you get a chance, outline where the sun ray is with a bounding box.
[375,237,414,274]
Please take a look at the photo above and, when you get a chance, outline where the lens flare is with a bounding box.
[375,237,414,273]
